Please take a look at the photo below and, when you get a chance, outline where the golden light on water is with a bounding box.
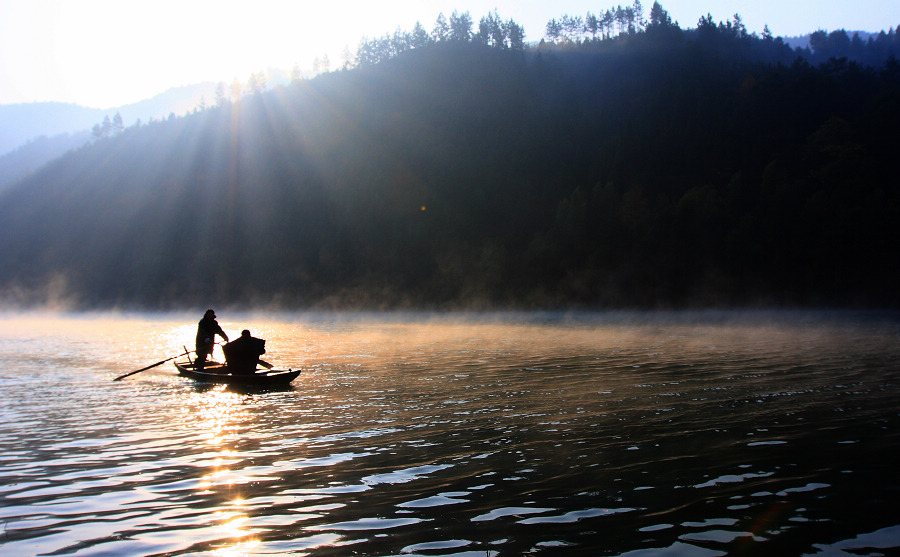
[212,539,261,557]
[200,469,232,490]
[210,508,259,556]
[4,312,900,555]
[219,513,250,537]
[178,383,262,552]
[184,382,258,443]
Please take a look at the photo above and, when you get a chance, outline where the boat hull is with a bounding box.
[174,361,300,386]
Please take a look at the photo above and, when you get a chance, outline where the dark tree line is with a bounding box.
[356,10,526,67]
[802,27,900,66]
[1,6,899,310]
[358,2,899,72]
[547,1,647,42]
[545,2,900,68]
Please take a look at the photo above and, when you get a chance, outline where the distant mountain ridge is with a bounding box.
[0,102,104,156]
[0,82,218,192]
[0,82,217,156]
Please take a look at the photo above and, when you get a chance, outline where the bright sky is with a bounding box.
[1,0,898,108]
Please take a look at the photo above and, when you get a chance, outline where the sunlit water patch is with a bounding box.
[1,311,900,555]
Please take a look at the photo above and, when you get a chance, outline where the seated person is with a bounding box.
[223,330,266,375]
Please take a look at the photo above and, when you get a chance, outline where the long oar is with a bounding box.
[258,359,274,370]
[114,348,193,381]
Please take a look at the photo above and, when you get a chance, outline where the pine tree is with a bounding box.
[112,112,124,134]
[432,13,449,42]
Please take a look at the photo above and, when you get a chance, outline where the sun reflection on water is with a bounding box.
[182,385,263,552]
[211,538,261,557]
[190,386,251,443]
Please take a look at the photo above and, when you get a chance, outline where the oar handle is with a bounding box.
[113,348,193,381]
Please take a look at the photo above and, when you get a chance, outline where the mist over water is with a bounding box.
[1,311,899,556]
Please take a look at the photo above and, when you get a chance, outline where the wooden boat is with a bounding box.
[174,360,301,387]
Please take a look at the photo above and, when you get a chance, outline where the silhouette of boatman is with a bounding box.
[223,330,266,375]
[195,309,228,369]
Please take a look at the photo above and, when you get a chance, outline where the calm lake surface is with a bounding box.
[1,311,899,556]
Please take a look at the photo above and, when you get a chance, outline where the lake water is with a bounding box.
[1,311,900,556]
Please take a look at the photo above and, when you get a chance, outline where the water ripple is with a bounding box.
[2,312,900,555]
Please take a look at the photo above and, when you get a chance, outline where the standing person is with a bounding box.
[195,309,228,369]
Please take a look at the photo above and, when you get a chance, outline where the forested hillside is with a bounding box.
[0,131,91,192]
[1,7,899,310]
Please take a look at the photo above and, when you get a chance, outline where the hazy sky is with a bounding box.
[2,0,899,108]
